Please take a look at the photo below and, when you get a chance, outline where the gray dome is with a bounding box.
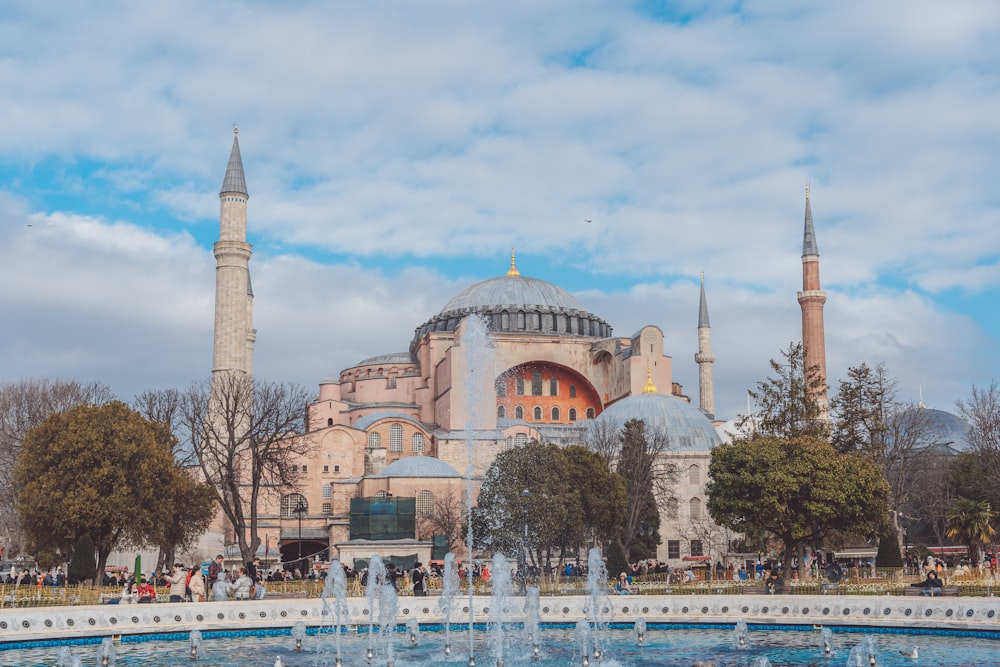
[907,407,972,451]
[411,273,612,347]
[373,455,461,478]
[596,393,722,452]
[442,275,587,313]
[355,352,418,367]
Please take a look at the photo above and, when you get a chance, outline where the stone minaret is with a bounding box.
[796,184,828,414]
[212,125,255,377]
[694,272,716,419]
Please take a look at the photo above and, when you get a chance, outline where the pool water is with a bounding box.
[2,625,999,666]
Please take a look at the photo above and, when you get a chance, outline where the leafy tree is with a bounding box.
[830,362,940,544]
[14,401,211,578]
[67,534,97,584]
[737,342,827,440]
[614,420,665,564]
[181,373,311,564]
[945,497,996,565]
[0,379,113,556]
[706,435,889,572]
[560,445,626,548]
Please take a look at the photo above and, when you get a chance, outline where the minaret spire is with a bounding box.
[213,126,255,377]
[797,183,828,417]
[695,272,716,419]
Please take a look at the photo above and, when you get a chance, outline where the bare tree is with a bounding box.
[0,378,113,555]
[957,381,1000,475]
[133,388,196,465]
[181,373,312,563]
[416,488,465,555]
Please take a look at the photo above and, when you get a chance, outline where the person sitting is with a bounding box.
[211,571,234,602]
[915,570,943,596]
[233,567,254,600]
[136,578,157,603]
[615,572,632,595]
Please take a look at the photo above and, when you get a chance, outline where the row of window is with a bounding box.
[367,424,425,453]
[666,539,704,559]
[499,373,578,398]
[283,489,437,518]
[665,497,703,520]
[498,405,595,421]
[374,489,435,516]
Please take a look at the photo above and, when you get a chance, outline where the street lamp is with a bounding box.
[520,489,531,595]
[294,498,307,575]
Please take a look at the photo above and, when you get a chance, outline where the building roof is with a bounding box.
[220,130,248,197]
[352,410,425,432]
[355,352,418,367]
[596,393,722,452]
[441,274,587,313]
[372,455,462,478]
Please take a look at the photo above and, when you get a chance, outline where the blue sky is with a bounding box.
[1,0,998,419]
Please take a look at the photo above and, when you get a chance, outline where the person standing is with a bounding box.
[188,565,206,602]
[208,554,224,588]
[411,562,427,597]
[166,564,186,603]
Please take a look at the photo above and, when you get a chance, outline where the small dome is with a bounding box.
[373,455,462,478]
[354,352,418,367]
[907,407,972,451]
[596,393,722,452]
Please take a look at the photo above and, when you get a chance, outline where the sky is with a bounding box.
[1,1,998,421]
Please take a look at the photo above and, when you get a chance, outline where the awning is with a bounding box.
[682,555,712,562]
[280,528,329,540]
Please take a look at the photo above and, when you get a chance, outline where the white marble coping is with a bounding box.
[2,594,1000,645]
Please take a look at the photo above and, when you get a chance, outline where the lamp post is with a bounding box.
[294,498,307,575]
[520,489,531,595]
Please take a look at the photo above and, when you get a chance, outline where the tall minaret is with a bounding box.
[796,184,828,414]
[694,272,716,419]
[212,125,255,377]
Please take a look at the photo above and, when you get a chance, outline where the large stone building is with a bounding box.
[209,131,764,570]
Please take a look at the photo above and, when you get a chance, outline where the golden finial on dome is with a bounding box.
[506,246,520,277]
[642,363,657,394]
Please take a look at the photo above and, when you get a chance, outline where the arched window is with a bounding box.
[514,433,528,447]
[417,490,434,516]
[533,406,542,420]
[689,497,702,521]
[531,370,543,396]
[551,406,560,421]
[495,378,506,397]
[497,406,506,419]
[505,436,514,450]
[327,418,333,426]
[569,385,577,398]
[569,408,577,421]
[411,433,425,454]
[549,377,558,395]
[666,497,679,519]
[280,493,308,519]
[375,490,388,499]
[516,377,525,395]
[389,424,403,452]
[515,406,524,419]
[688,464,701,485]
[367,432,381,448]
[586,407,595,419]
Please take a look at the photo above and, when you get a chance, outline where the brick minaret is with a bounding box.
[796,184,828,415]
[212,125,255,377]
[694,272,716,419]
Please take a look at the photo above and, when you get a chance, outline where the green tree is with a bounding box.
[737,342,827,440]
[614,419,665,564]
[13,401,214,578]
[560,445,626,549]
[67,534,97,584]
[945,497,996,565]
[875,522,903,568]
[706,435,889,572]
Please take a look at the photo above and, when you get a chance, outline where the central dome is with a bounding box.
[441,274,587,313]
[411,258,612,346]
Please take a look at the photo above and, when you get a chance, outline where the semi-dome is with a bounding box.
[596,393,722,452]
[411,258,612,347]
[372,455,462,478]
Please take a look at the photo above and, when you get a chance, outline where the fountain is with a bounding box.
[97,636,116,667]
[634,617,646,646]
[292,621,307,651]
[574,619,591,667]
[733,618,749,649]
[364,554,387,664]
[188,629,204,660]
[439,552,460,656]
[55,646,80,667]
[583,547,610,661]
[407,617,421,646]
[320,557,351,667]
[488,551,514,667]
[460,314,497,667]
[821,626,833,656]
[523,585,541,659]
[846,636,879,667]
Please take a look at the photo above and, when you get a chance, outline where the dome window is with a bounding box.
[551,407,560,421]
[411,433,424,454]
[389,424,403,452]
[515,406,524,420]
[586,407,595,419]
[498,406,506,419]
[569,408,578,421]
[533,406,542,420]
[367,432,381,448]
